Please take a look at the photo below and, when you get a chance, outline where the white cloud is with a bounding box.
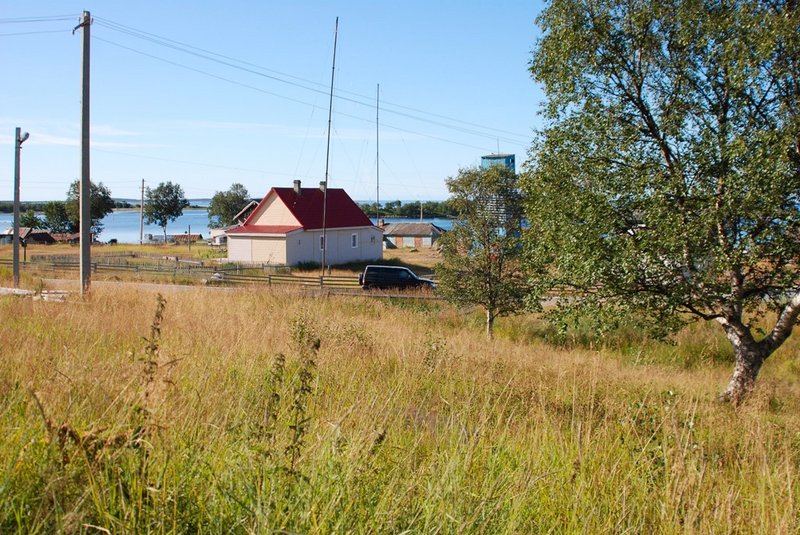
[93,125,143,137]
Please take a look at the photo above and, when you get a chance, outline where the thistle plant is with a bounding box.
[285,314,320,477]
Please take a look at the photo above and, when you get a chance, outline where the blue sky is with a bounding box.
[1,1,544,202]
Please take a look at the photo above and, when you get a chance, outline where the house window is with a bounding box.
[351,233,358,248]
[320,235,325,250]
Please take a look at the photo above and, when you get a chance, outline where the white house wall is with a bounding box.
[326,227,383,265]
[229,227,383,266]
[286,228,383,266]
[286,232,318,266]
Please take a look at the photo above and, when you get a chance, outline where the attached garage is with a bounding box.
[251,236,287,264]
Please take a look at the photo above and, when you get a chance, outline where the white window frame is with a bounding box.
[351,233,358,248]
[319,235,325,250]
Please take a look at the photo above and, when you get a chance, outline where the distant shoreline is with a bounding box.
[112,206,208,213]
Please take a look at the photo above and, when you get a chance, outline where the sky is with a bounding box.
[1,1,545,202]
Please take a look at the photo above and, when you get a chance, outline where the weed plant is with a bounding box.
[0,285,798,532]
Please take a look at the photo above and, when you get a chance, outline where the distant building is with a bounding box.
[51,232,82,244]
[208,200,259,246]
[479,153,517,221]
[1,227,56,245]
[380,222,446,249]
[173,233,204,244]
[480,153,515,173]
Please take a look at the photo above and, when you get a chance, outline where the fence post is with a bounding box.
[319,275,324,288]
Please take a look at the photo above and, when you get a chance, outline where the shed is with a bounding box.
[1,227,56,245]
[380,222,447,249]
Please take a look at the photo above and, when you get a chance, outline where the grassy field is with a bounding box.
[2,266,799,533]
[0,243,439,281]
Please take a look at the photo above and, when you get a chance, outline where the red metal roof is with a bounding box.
[244,187,373,230]
[226,224,303,235]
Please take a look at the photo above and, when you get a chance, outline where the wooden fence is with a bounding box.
[0,257,361,289]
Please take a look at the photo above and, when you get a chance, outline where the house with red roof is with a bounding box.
[225,180,383,266]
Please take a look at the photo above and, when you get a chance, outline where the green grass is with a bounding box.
[1,283,798,533]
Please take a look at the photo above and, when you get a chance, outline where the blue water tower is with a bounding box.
[480,154,515,173]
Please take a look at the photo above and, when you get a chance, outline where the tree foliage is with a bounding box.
[144,181,189,242]
[525,0,800,402]
[20,209,44,229]
[42,201,72,234]
[65,180,115,236]
[208,183,251,228]
[435,165,532,338]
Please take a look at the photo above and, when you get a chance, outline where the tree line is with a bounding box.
[8,180,189,240]
[358,200,456,219]
[204,184,458,230]
[0,199,132,214]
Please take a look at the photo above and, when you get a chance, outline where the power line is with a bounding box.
[91,36,329,110]
[0,15,79,23]
[0,29,71,37]
[3,13,530,147]
[91,16,531,145]
[92,147,322,180]
[91,35,508,152]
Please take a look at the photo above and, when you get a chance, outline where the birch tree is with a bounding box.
[436,165,531,339]
[525,0,800,403]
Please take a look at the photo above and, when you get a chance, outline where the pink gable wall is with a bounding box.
[249,192,300,226]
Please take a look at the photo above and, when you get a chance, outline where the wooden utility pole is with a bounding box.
[139,179,145,244]
[76,11,92,296]
[13,128,29,288]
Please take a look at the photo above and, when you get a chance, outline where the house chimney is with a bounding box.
[319,181,326,193]
[293,179,301,195]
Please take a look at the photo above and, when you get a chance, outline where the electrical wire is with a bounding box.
[91,35,503,152]
[3,13,529,149]
[0,15,79,23]
[92,16,530,146]
[92,147,321,180]
[0,29,71,37]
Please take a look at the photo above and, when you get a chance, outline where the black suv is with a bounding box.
[358,265,435,290]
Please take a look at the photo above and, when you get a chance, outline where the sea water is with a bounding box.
[1,210,453,244]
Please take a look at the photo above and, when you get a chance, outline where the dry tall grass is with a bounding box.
[1,283,798,533]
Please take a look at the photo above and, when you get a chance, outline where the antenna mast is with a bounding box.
[376,83,380,222]
[321,17,338,274]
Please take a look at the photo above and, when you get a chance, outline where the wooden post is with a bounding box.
[12,128,28,288]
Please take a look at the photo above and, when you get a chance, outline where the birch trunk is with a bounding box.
[718,291,800,404]
[720,341,767,405]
